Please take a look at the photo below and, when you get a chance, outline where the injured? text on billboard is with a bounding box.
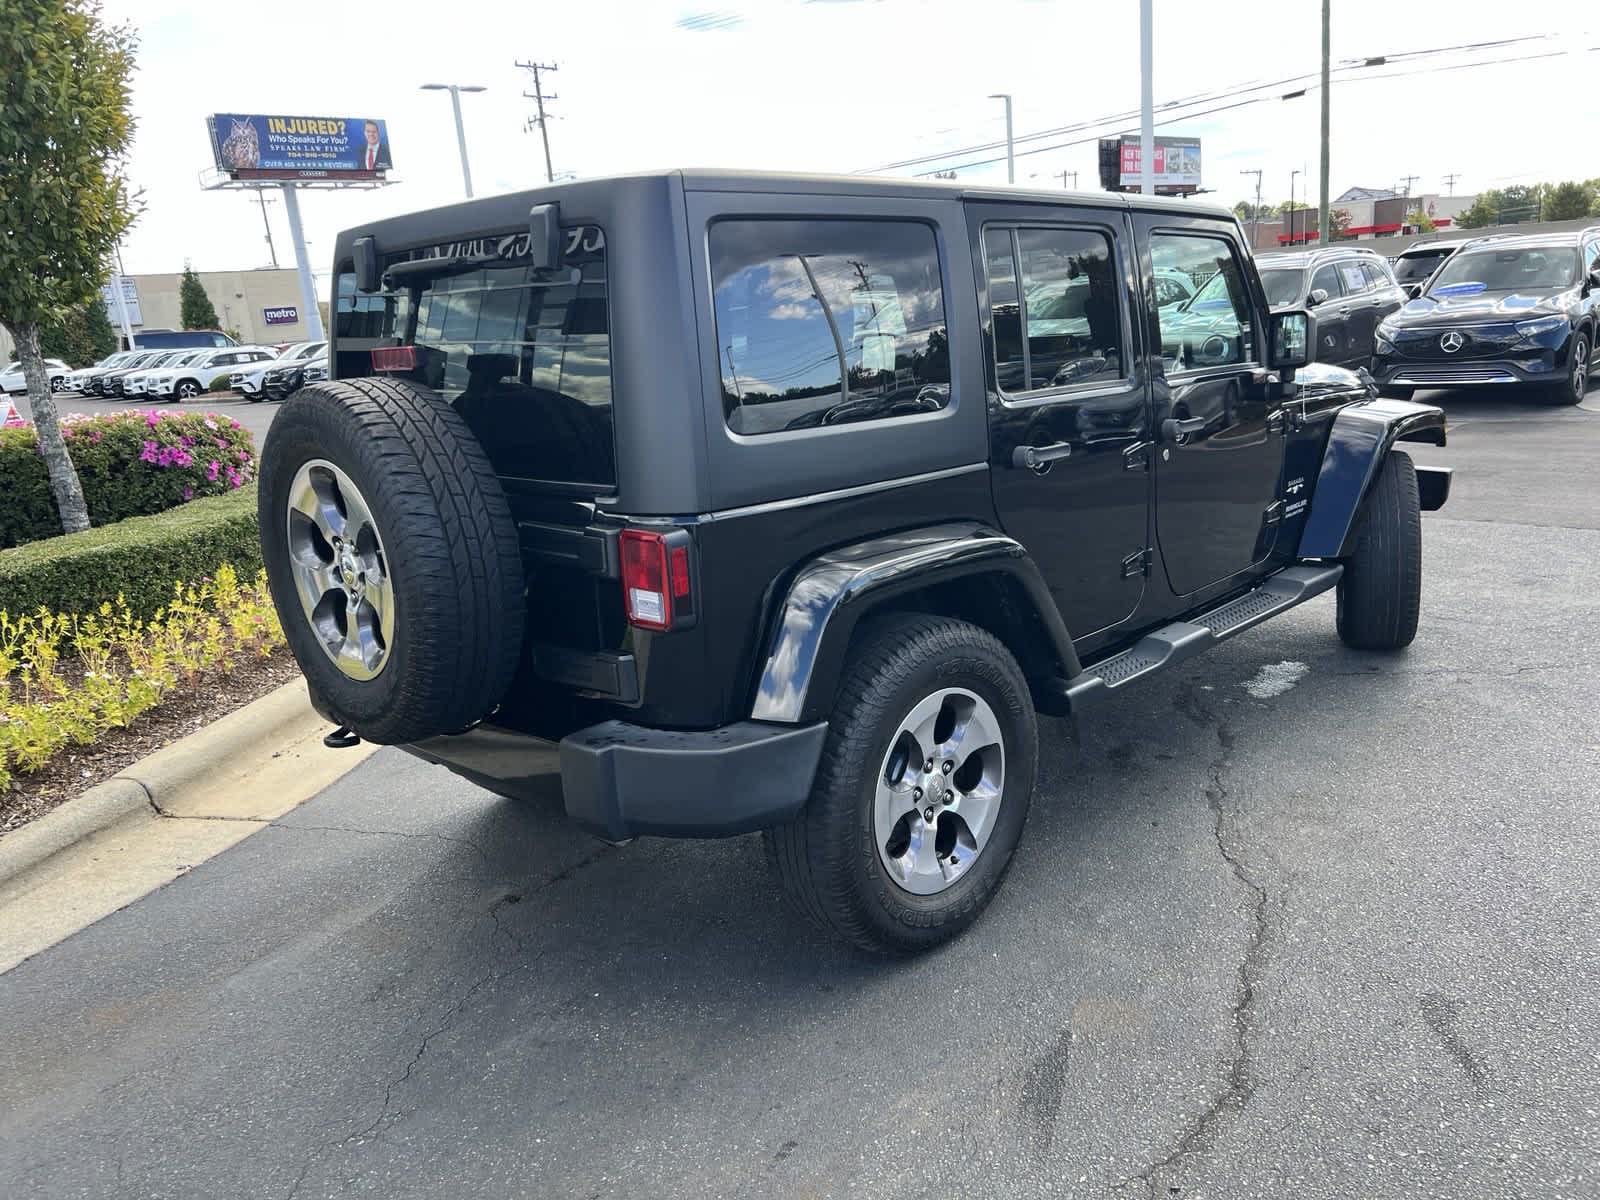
[263,306,300,326]
[207,114,393,181]
[1116,136,1202,191]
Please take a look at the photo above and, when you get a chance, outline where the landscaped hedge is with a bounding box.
[0,486,263,622]
[0,409,256,549]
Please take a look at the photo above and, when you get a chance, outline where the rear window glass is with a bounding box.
[1393,249,1451,282]
[1258,269,1302,307]
[345,226,614,487]
[710,219,950,436]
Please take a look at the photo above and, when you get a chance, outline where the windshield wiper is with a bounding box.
[381,254,504,290]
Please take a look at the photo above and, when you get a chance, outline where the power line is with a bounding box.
[1441,172,1461,195]
[900,44,1597,178]
[516,60,559,183]
[856,33,1580,177]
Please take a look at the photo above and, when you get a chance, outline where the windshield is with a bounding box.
[1430,246,1578,293]
[1394,250,1451,282]
[290,342,326,361]
[1259,270,1303,307]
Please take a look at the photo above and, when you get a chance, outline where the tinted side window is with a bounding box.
[1337,261,1370,295]
[1310,263,1343,297]
[711,220,949,436]
[983,226,1124,393]
[1016,228,1123,389]
[1150,234,1255,370]
[1360,260,1393,290]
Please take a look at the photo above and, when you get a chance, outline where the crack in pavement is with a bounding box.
[1117,681,1276,1198]
[143,795,495,867]
[282,842,615,1199]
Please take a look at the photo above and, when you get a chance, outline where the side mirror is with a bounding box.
[1269,310,1312,373]
[1307,288,1329,308]
[353,236,380,293]
[1588,268,1600,290]
[529,203,562,272]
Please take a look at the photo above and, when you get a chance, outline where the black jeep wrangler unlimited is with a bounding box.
[259,171,1451,954]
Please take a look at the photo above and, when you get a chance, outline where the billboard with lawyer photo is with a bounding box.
[207,114,393,180]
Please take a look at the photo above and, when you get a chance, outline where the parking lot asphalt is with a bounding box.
[1,390,1597,1199]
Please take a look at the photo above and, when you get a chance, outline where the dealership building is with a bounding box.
[0,266,321,365]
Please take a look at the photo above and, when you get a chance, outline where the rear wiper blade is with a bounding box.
[382,254,504,289]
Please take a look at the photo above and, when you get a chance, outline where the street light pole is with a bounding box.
[1139,0,1154,196]
[989,93,1014,184]
[1318,0,1330,246]
[421,83,486,199]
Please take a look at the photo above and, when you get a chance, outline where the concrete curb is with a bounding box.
[0,676,320,888]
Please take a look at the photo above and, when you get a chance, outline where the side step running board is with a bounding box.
[1054,565,1343,712]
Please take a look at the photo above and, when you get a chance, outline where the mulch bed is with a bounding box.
[0,653,303,836]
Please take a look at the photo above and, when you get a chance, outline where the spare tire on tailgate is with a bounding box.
[259,377,526,744]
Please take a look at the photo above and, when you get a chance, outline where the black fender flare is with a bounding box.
[1296,398,1448,560]
[749,522,1080,724]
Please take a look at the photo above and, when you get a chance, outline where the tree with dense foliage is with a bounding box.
[43,299,120,365]
[1541,181,1593,222]
[0,0,140,534]
[178,264,221,330]
[1327,208,1352,241]
[1405,207,1436,234]
[1232,200,1280,221]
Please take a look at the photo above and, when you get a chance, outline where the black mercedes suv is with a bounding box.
[257,171,1450,953]
[1256,245,1405,369]
[1373,228,1600,404]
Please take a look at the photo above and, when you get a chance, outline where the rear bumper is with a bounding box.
[402,718,828,841]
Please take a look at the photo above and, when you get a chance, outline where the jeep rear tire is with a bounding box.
[764,615,1038,955]
[259,377,526,744]
[1336,449,1421,651]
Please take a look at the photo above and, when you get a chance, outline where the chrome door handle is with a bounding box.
[1012,442,1073,471]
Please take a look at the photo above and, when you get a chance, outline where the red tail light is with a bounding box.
[370,345,416,373]
[620,528,696,632]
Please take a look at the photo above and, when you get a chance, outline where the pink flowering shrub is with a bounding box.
[0,410,256,548]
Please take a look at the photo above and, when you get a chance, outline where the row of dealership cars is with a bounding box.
[1259,225,1600,405]
[2,340,331,403]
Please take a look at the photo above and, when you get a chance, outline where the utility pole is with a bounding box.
[1399,174,1420,201]
[1240,168,1263,248]
[517,60,559,183]
[250,188,280,268]
[1139,0,1154,195]
[1057,170,1078,189]
[1318,0,1330,249]
[989,94,1014,184]
[1441,172,1460,196]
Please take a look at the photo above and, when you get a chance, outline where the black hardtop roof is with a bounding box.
[1256,245,1385,270]
[335,167,1235,252]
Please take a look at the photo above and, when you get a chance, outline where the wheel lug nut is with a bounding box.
[924,759,934,771]
[942,760,953,775]
[912,787,922,801]
[923,807,935,822]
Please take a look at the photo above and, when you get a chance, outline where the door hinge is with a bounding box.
[1267,408,1304,434]
[1122,441,1151,472]
[1263,500,1286,526]
[1120,548,1153,579]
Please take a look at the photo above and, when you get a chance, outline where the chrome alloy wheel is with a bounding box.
[874,688,1006,896]
[1572,337,1589,399]
[285,459,395,681]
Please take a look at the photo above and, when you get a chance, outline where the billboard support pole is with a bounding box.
[279,183,324,342]
[1139,0,1154,196]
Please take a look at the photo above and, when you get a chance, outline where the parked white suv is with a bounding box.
[1,357,71,394]
[125,350,209,397]
[233,340,322,401]
[146,347,277,400]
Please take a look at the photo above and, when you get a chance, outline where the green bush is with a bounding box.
[0,408,256,548]
[0,486,263,622]
[209,373,235,393]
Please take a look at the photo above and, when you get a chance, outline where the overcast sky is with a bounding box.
[105,0,1596,282]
